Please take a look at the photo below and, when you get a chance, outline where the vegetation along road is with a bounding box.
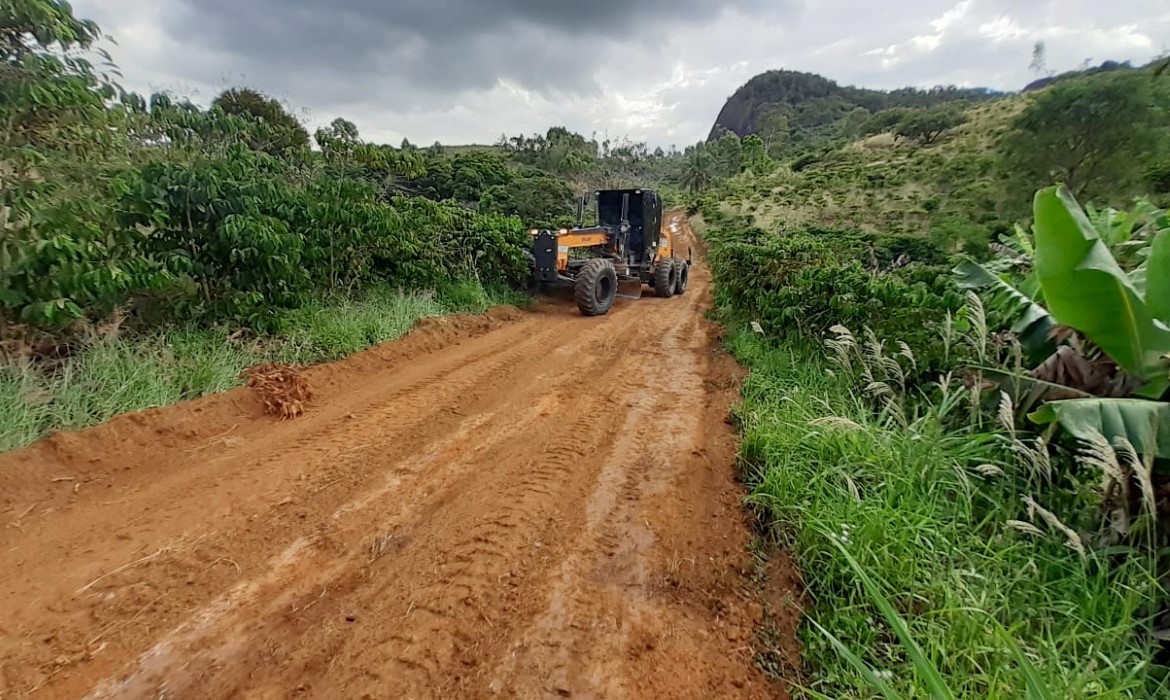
[0,217,791,699]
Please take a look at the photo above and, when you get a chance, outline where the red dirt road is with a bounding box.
[1,216,788,699]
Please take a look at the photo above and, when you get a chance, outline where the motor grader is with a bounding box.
[529,189,691,316]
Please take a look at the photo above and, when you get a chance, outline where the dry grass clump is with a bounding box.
[240,363,311,419]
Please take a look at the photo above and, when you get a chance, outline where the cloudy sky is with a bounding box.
[74,0,1170,148]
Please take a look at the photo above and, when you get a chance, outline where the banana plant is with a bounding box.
[1031,186,1170,400]
[1026,188,1170,458]
[1032,399,1170,459]
[954,259,1054,364]
[958,187,1170,457]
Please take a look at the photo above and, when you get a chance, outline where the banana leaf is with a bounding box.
[1147,228,1170,324]
[954,259,1054,363]
[1033,187,1170,399]
[1030,398,1170,459]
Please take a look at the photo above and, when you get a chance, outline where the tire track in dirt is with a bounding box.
[0,214,791,699]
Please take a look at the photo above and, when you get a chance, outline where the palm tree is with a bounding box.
[681,150,712,195]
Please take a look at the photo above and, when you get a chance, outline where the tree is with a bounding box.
[315,117,359,154]
[838,106,871,140]
[1,0,110,151]
[755,107,790,155]
[212,88,309,154]
[998,72,1158,201]
[1029,41,1051,78]
[1155,54,1169,78]
[478,169,573,228]
[502,126,598,177]
[894,106,966,145]
[858,108,911,137]
[741,135,769,173]
[711,132,743,178]
[0,1,167,330]
[680,149,713,195]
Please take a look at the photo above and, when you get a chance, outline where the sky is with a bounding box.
[73,0,1170,149]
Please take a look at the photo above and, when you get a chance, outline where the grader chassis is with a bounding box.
[530,189,690,316]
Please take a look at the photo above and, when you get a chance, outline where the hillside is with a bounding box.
[708,69,1000,149]
[695,59,1170,700]
[699,60,1170,255]
[717,97,1023,252]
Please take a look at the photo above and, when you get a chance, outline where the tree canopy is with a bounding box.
[212,87,310,154]
[998,71,1159,201]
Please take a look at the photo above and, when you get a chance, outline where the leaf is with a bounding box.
[1030,399,1170,459]
[827,535,956,700]
[1146,228,1170,324]
[1013,223,1035,258]
[1033,187,1170,398]
[954,259,1053,362]
[1003,633,1054,700]
[808,618,902,700]
[1031,345,1135,398]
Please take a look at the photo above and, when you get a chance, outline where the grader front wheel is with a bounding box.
[574,259,618,316]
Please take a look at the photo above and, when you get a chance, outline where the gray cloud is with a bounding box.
[74,0,1170,147]
[159,0,790,102]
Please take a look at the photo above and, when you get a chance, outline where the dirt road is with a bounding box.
[0,216,787,699]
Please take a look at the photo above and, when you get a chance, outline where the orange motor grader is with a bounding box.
[529,189,691,316]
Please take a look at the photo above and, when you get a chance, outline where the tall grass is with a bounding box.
[727,330,1167,698]
[0,283,521,453]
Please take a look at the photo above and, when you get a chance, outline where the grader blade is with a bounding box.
[615,277,644,300]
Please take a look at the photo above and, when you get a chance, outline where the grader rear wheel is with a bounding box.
[674,260,689,296]
[654,259,677,298]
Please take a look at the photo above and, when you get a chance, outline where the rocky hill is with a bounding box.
[708,69,1000,143]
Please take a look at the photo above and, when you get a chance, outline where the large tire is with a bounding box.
[674,260,689,296]
[654,259,676,298]
[574,259,618,316]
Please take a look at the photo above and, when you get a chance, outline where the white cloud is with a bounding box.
[931,0,972,33]
[978,16,1028,43]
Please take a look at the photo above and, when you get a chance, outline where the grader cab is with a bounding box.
[529,189,690,316]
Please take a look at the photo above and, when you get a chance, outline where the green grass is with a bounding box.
[0,282,523,453]
[726,330,1168,698]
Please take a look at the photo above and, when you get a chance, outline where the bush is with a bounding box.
[99,147,531,331]
[707,222,963,378]
[1148,161,1170,194]
[859,108,913,136]
[894,106,967,144]
[478,168,574,228]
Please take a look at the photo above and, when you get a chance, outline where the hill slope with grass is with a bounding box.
[699,61,1170,258]
[714,97,1024,254]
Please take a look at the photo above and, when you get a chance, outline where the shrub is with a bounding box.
[1148,161,1170,194]
[707,223,963,378]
